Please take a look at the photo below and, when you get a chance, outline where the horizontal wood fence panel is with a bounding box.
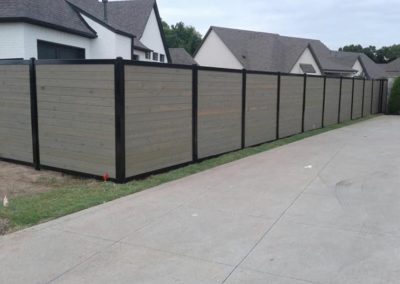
[245,74,278,147]
[324,78,341,126]
[363,80,372,116]
[125,66,192,177]
[37,65,116,178]
[340,79,353,122]
[0,65,32,163]
[353,80,364,119]
[304,76,324,131]
[198,70,242,158]
[372,81,381,114]
[279,75,304,138]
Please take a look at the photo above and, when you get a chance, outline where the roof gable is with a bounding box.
[205,26,353,74]
[68,0,155,39]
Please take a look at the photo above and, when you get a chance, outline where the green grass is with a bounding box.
[0,115,380,233]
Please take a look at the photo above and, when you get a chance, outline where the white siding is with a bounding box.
[195,30,243,69]
[290,47,322,75]
[22,23,91,59]
[0,23,25,59]
[352,59,364,77]
[134,49,151,62]
[81,15,132,59]
[140,8,167,63]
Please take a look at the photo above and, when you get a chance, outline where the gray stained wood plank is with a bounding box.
[0,65,32,163]
[37,65,115,178]
[125,65,192,177]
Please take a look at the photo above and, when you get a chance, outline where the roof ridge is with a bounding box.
[211,26,279,37]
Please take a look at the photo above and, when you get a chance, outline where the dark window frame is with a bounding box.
[145,51,151,59]
[160,54,165,63]
[152,52,159,61]
[37,40,86,59]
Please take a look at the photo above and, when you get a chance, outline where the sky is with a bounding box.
[155,0,397,50]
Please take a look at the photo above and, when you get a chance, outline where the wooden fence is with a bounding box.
[0,58,388,183]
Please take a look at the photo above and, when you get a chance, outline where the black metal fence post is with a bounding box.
[338,77,343,124]
[29,58,40,170]
[321,76,327,128]
[192,64,198,162]
[301,73,307,133]
[241,69,247,149]
[276,73,281,139]
[114,57,126,183]
[379,80,384,113]
[350,77,355,120]
[361,78,366,117]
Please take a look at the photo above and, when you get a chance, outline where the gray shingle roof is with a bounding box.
[0,0,96,37]
[384,58,400,77]
[0,0,157,50]
[327,51,387,79]
[208,26,356,74]
[203,26,387,78]
[169,48,197,65]
[68,0,155,39]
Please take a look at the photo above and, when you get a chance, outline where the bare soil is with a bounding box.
[0,161,99,199]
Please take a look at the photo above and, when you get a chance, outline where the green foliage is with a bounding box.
[389,77,400,114]
[339,44,400,63]
[162,21,202,55]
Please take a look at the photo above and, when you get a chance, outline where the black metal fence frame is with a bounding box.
[0,58,389,183]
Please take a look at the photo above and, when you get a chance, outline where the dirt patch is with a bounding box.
[0,161,100,199]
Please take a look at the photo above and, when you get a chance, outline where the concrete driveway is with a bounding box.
[1,116,400,284]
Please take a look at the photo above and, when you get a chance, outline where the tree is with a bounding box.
[339,45,377,62]
[162,21,202,55]
[380,45,400,62]
[389,77,400,114]
[339,44,400,63]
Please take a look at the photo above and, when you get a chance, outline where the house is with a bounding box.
[0,0,170,62]
[194,26,386,79]
[327,51,387,79]
[169,48,197,65]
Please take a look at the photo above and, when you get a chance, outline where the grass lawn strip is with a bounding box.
[0,115,380,234]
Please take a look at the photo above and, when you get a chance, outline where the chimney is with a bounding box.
[102,0,108,22]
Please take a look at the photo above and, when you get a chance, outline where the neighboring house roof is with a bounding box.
[384,58,400,77]
[169,48,197,65]
[196,26,388,79]
[197,26,356,74]
[327,51,387,79]
[0,0,170,58]
[0,0,96,37]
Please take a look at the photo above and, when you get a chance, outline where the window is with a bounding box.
[145,51,151,59]
[160,54,165,63]
[133,55,139,61]
[153,52,159,61]
[37,40,85,59]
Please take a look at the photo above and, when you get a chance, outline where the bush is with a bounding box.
[389,77,400,114]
